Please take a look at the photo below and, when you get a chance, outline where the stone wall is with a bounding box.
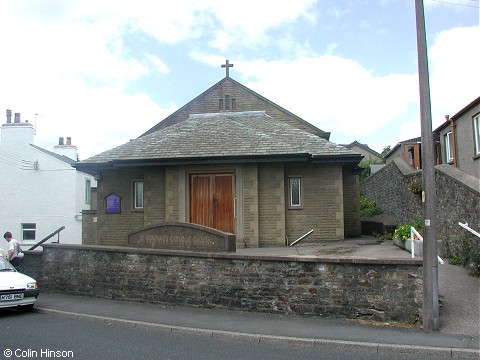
[361,158,422,226]
[435,165,480,258]
[361,159,480,256]
[22,244,423,324]
[17,251,43,285]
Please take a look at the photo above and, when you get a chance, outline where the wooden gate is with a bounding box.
[190,174,235,233]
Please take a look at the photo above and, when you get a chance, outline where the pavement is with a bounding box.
[33,239,479,358]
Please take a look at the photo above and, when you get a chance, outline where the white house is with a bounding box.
[0,110,96,253]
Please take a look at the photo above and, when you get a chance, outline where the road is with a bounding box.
[0,309,474,360]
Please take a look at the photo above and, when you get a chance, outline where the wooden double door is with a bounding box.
[189,173,235,233]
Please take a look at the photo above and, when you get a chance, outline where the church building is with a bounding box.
[77,61,363,248]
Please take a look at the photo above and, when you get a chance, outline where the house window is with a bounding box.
[474,114,480,156]
[445,131,453,163]
[22,223,36,241]
[85,179,91,204]
[289,177,302,208]
[133,181,144,209]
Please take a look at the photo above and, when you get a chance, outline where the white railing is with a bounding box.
[410,227,444,264]
[458,222,480,239]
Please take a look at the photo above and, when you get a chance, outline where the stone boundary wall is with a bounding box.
[361,159,480,255]
[21,244,423,324]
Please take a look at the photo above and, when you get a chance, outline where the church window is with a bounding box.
[219,99,223,110]
[133,181,144,209]
[288,176,302,208]
[225,95,230,110]
[231,98,236,111]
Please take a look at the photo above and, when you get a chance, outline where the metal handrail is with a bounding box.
[28,226,65,251]
[410,226,444,264]
[458,222,480,239]
[289,229,314,246]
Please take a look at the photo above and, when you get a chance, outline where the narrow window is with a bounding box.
[22,223,36,241]
[445,132,453,163]
[85,179,91,204]
[474,114,480,156]
[231,98,236,111]
[219,99,223,110]
[225,95,230,110]
[289,177,302,208]
[133,181,144,209]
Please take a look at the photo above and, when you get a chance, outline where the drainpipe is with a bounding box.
[446,115,457,167]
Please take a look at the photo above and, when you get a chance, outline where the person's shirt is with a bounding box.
[8,238,21,260]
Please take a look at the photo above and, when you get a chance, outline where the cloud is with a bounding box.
[145,54,170,76]
[241,57,418,138]
[0,0,476,162]
[428,26,480,127]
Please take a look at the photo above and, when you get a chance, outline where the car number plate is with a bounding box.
[1,293,24,301]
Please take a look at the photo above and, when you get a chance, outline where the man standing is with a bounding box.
[3,231,22,268]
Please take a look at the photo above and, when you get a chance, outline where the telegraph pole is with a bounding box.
[414,0,439,331]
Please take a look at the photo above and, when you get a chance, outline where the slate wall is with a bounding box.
[22,244,423,324]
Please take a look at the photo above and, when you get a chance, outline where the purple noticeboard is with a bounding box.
[106,194,121,214]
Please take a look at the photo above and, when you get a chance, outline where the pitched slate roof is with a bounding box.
[341,141,383,159]
[77,111,361,171]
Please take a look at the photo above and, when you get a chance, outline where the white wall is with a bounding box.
[0,122,95,253]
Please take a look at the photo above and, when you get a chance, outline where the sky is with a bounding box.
[0,0,478,160]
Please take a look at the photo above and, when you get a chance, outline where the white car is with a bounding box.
[0,257,39,311]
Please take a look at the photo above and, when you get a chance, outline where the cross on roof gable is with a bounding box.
[221,60,233,78]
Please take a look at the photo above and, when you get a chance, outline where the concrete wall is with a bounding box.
[21,244,423,324]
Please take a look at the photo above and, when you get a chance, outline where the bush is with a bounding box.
[360,196,383,218]
[395,219,424,243]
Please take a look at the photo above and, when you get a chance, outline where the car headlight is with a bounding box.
[27,282,38,290]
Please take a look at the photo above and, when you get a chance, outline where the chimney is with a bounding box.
[54,136,77,160]
[6,109,12,123]
[14,113,21,123]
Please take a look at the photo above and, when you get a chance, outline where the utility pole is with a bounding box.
[414,0,439,331]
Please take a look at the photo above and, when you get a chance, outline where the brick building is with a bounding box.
[77,67,363,248]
